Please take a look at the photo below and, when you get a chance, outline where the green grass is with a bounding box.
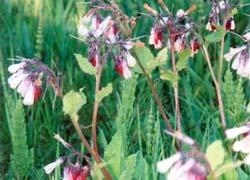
[1,0,250,179]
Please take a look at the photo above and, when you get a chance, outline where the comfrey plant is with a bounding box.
[5,0,250,179]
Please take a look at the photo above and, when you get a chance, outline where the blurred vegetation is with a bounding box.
[0,0,250,179]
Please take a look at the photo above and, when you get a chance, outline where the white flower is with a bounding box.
[149,25,163,49]
[43,157,65,174]
[176,9,186,18]
[224,46,250,78]
[124,51,136,67]
[157,152,182,173]
[225,125,250,139]
[123,41,134,50]
[115,57,132,79]
[78,11,99,38]
[232,135,250,153]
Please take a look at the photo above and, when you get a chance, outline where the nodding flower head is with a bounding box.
[225,17,235,31]
[88,42,99,67]
[224,44,250,78]
[176,9,186,18]
[114,54,132,79]
[8,58,62,106]
[157,152,207,180]
[174,34,186,52]
[190,37,201,57]
[63,164,90,180]
[149,25,164,49]
[206,16,217,31]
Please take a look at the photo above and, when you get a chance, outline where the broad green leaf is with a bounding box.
[75,53,96,75]
[147,47,168,71]
[205,29,226,43]
[104,126,127,178]
[205,140,225,170]
[96,83,113,103]
[176,49,191,71]
[160,70,178,86]
[63,90,86,119]
[134,46,155,74]
[214,160,242,178]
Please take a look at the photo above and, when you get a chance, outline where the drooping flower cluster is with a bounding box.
[225,123,250,165]
[77,7,136,79]
[44,134,90,179]
[206,0,235,31]
[224,32,250,78]
[148,7,201,57]
[157,152,207,180]
[8,58,61,105]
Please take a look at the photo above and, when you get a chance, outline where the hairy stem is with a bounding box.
[71,116,112,180]
[92,64,103,154]
[202,45,226,130]
[218,36,225,85]
[135,53,174,133]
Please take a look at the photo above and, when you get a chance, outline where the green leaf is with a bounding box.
[104,126,127,178]
[205,29,226,43]
[160,70,178,86]
[146,47,168,71]
[75,53,96,75]
[63,90,86,119]
[205,140,225,170]
[176,48,191,71]
[120,153,138,180]
[231,8,238,16]
[96,83,113,103]
[215,160,242,178]
[134,46,155,74]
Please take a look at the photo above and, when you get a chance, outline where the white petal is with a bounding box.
[156,152,182,173]
[8,62,26,73]
[149,28,155,45]
[94,16,111,38]
[244,154,250,165]
[22,84,35,105]
[8,70,28,89]
[224,46,246,61]
[225,126,250,139]
[243,32,250,41]
[43,157,65,174]
[232,135,250,153]
[231,52,240,70]
[176,9,185,18]
[125,51,136,67]
[123,41,134,50]
[17,79,31,97]
[159,17,169,26]
[219,1,226,10]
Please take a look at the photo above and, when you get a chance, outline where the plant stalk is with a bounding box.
[71,116,112,180]
[202,45,226,130]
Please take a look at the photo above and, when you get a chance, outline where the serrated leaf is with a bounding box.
[205,140,225,170]
[160,70,178,86]
[205,29,226,43]
[134,46,155,74]
[96,83,113,103]
[75,53,96,75]
[63,90,86,119]
[176,49,191,71]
